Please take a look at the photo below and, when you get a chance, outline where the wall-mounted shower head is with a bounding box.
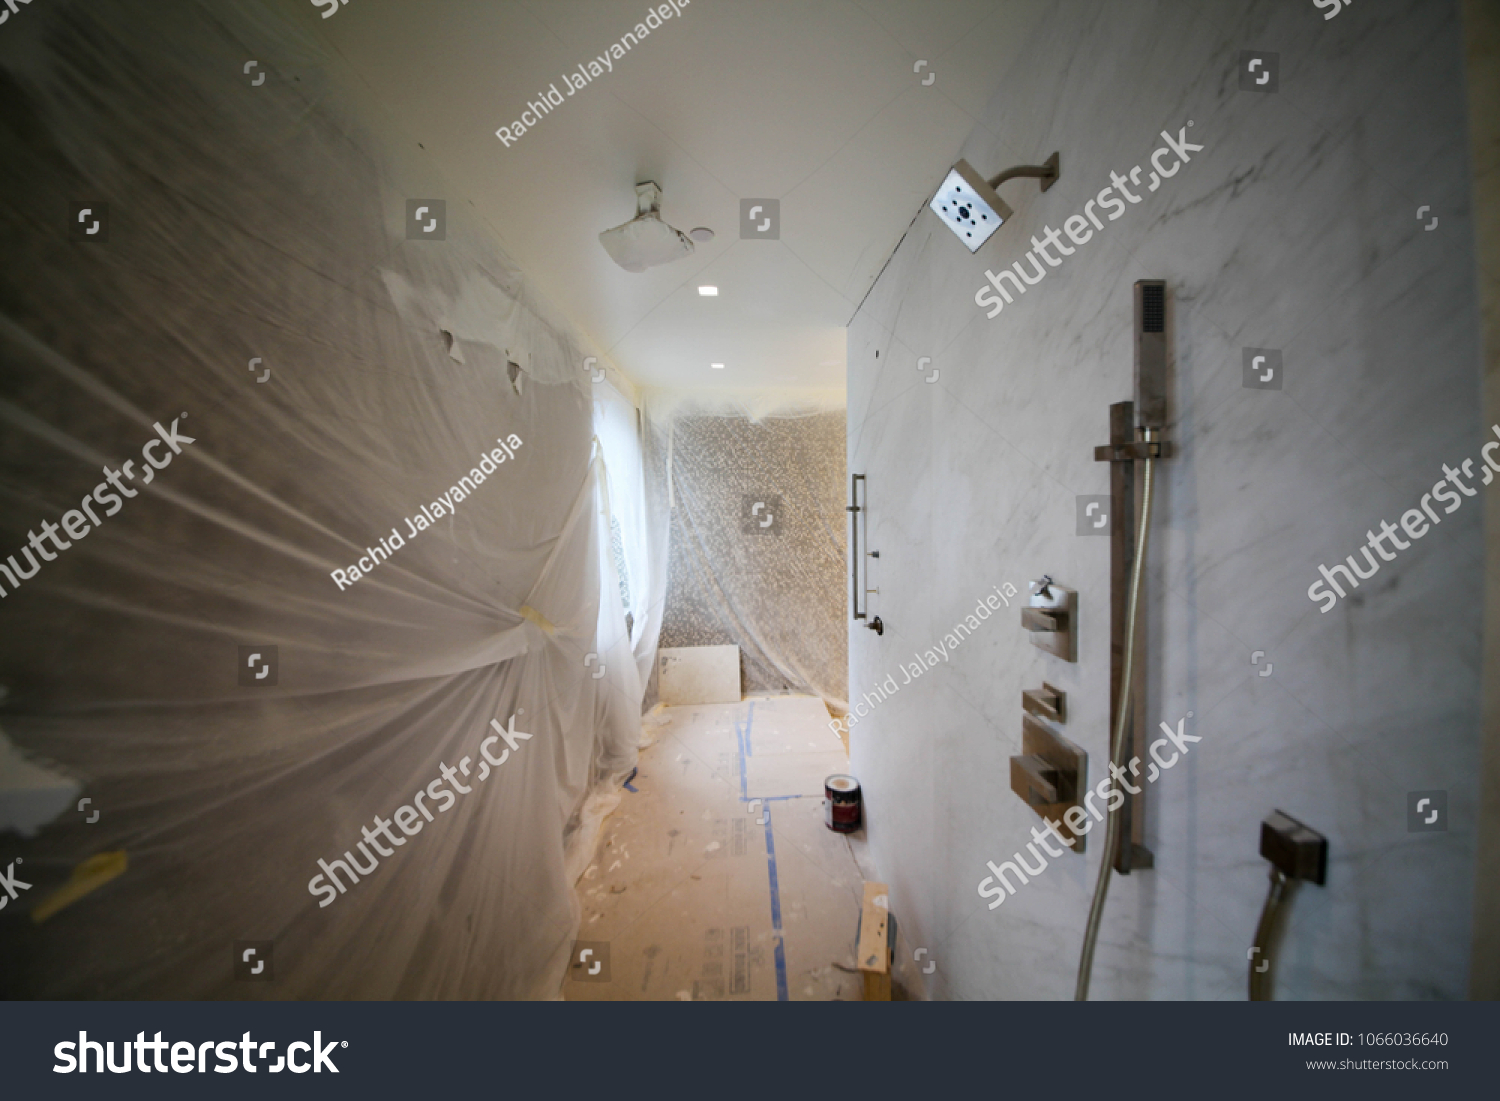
[929,160,1013,252]
[929,154,1060,252]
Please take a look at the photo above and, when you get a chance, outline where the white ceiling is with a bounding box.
[319,0,1047,393]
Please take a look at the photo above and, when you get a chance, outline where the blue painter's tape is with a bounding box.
[735,708,750,801]
[763,805,789,1002]
[740,702,788,1000]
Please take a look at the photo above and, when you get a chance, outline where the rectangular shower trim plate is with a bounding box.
[1011,713,1088,852]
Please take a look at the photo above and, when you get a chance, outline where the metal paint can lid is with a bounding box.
[825,774,861,800]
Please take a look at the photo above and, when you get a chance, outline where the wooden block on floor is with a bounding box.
[857,881,892,1001]
[658,645,741,705]
[862,967,891,1002]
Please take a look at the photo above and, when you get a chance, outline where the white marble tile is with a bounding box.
[846,0,1481,1000]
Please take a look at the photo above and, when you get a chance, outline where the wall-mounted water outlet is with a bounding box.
[1250,810,1327,1000]
[928,159,1012,253]
[1259,810,1327,885]
[1024,580,1075,661]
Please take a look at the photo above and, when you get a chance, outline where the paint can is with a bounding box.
[824,774,862,832]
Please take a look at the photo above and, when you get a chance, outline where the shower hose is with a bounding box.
[1074,428,1156,1001]
[1248,867,1293,1001]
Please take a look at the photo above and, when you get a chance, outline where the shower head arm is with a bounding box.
[987,152,1060,193]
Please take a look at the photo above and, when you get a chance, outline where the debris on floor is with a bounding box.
[564,696,864,1001]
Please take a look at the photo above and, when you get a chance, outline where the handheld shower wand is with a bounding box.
[1248,811,1327,1000]
[1075,281,1169,1001]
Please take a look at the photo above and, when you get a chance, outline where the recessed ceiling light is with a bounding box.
[711,363,725,369]
[698,286,718,296]
[689,227,715,243]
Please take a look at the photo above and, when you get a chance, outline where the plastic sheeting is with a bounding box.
[643,392,848,710]
[0,0,649,998]
[593,379,665,698]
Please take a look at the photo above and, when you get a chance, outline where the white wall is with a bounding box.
[849,0,1483,1000]
[1463,0,1500,998]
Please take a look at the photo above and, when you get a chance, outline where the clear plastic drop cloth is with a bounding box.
[0,0,648,998]
[593,379,667,699]
[642,391,848,710]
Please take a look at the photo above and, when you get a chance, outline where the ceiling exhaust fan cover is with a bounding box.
[598,181,695,273]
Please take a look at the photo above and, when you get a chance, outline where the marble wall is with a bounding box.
[848,0,1484,999]
[1462,0,1500,998]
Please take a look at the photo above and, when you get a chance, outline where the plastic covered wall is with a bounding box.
[593,380,664,701]
[0,0,646,998]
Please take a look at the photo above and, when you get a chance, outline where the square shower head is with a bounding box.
[929,159,1012,252]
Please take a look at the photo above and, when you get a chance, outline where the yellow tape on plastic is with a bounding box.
[518,604,556,636]
[32,850,128,924]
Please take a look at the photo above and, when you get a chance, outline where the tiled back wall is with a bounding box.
[658,411,848,706]
[849,0,1483,999]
